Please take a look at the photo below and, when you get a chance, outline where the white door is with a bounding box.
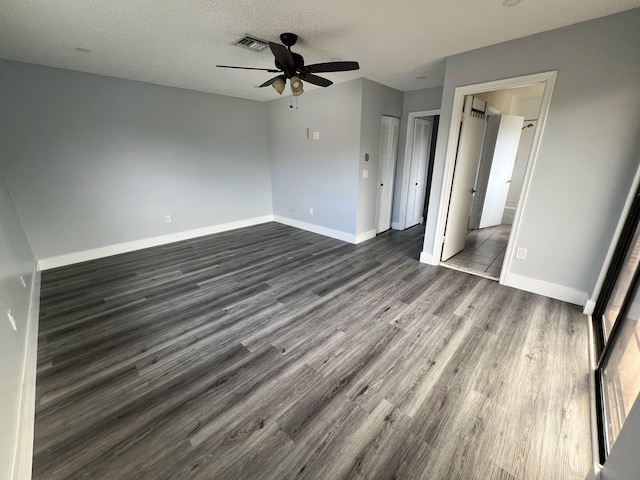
[406,118,432,228]
[375,116,400,234]
[441,96,487,261]
[478,115,524,228]
[503,120,536,224]
[468,114,500,230]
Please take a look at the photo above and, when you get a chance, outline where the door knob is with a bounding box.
[471,188,477,194]
[380,183,384,186]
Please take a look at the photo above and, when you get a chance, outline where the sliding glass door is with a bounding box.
[594,185,640,459]
[600,296,640,451]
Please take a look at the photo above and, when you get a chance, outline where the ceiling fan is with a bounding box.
[216,33,360,96]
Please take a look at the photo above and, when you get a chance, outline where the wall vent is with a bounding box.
[234,35,269,52]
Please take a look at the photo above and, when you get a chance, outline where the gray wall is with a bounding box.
[424,9,640,295]
[392,86,443,225]
[268,79,363,236]
[0,60,273,261]
[357,79,404,236]
[0,175,36,479]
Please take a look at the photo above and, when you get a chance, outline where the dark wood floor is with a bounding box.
[34,222,591,479]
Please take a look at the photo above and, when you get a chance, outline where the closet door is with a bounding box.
[375,116,400,234]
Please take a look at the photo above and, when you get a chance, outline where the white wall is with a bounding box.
[0,60,273,262]
[392,86,443,225]
[0,174,37,480]
[475,89,514,113]
[424,8,640,297]
[357,79,404,237]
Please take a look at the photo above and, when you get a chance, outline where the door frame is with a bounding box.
[431,71,557,286]
[397,109,441,230]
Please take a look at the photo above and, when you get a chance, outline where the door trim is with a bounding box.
[398,109,441,230]
[430,71,557,289]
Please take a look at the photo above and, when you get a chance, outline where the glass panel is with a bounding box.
[602,285,640,451]
[602,225,640,339]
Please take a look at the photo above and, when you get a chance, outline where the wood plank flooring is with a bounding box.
[34,223,591,479]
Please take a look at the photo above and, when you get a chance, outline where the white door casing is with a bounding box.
[441,96,488,261]
[375,116,400,234]
[406,118,432,228]
[428,70,557,288]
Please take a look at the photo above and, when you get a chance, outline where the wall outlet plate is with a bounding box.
[516,247,527,260]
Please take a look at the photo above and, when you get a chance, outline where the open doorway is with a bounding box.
[438,78,551,281]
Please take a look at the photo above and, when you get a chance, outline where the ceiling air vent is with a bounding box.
[233,35,269,52]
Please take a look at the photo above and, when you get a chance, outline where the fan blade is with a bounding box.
[300,73,333,87]
[216,65,280,73]
[258,76,284,88]
[305,61,360,73]
[269,42,295,69]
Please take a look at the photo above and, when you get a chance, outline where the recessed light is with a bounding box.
[75,47,91,53]
[416,76,426,80]
[502,0,523,6]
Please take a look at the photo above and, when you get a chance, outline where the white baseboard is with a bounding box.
[504,272,588,306]
[355,229,376,244]
[13,267,40,480]
[37,215,275,270]
[273,216,356,244]
[391,222,403,231]
[583,298,596,315]
[419,251,437,265]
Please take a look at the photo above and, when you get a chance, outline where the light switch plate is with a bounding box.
[313,131,320,140]
[363,170,369,179]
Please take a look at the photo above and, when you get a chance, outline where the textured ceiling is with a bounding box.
[0,0,639,101]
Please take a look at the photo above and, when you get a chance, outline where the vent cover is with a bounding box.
[233,35,269,52]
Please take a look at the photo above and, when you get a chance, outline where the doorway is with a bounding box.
[432,71,557,284]
[441,85,543,279]
[397,109,441,231]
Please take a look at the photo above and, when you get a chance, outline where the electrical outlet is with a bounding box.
[19,275,27,288]
[309,207,314,216]
[313,131,320,140]
[516,247,527,260]
[7,309,17,331]
[164,215,172,224]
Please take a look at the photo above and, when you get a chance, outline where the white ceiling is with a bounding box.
[1,0,638,101]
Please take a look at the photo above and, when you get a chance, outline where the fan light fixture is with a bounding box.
[290,76,304,96]
[272,77,285,95]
